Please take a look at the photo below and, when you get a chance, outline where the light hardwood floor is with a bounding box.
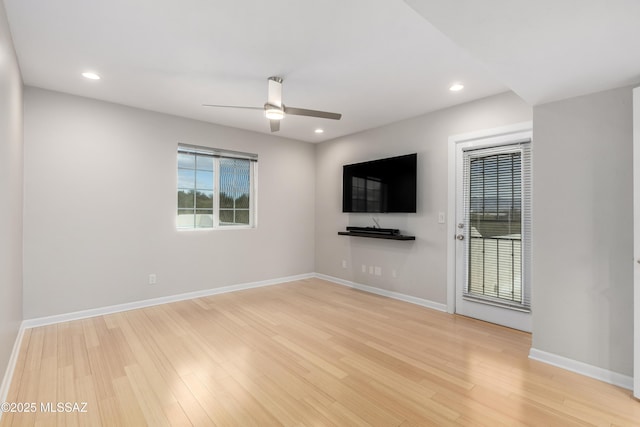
[2,278,639,426]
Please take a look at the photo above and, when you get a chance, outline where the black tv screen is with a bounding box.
[342,153,417,213]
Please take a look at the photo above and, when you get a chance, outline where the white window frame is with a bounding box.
[177,144,258,230]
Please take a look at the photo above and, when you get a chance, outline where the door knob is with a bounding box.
[456,234,464,240]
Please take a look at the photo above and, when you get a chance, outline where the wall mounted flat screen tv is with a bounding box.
[342,153,417,213]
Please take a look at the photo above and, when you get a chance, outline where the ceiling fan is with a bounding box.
[203,76,342,132]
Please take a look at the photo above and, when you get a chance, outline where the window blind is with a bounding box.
[178,143,258,161]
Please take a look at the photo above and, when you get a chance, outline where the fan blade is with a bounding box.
[269,119,280,132]
[268,77,283,107]
[284,106,342,120]
[202,104,263,111]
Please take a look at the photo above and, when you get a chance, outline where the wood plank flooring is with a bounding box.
[2,278,639,426]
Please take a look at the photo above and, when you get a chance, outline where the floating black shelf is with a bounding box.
[338,231,415,241]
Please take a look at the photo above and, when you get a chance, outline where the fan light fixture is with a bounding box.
[265,107,284,120]
[203,77,341,132]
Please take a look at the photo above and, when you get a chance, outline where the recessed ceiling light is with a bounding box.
[82,72,101,80]
[449,83,464,92]
[314,128,324,134]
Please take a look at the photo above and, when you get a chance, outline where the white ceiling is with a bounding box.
[405,0,640,105]
[4,1,639,143]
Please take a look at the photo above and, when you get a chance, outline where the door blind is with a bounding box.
[462,141,532,312]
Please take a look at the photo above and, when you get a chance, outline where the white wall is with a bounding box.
[532,86,634,376]
[315,92,532,303]
[23,88,316,319]
[0,0,23,382]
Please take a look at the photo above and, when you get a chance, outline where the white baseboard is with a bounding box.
[315,273,448,313]
[529,348,633,391]
[22,273,315,329]
[0,323,26,420]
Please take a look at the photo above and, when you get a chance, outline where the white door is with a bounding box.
[448,123,532,332]
[633,87,639,399]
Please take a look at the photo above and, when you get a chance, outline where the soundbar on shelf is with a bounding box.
[346,226,399,236]
[339,227,415,241]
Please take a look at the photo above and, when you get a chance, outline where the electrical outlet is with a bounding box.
[438,212,446,224]
[374,266,382,276]
[148,274,157,285]
[368,266,374,274]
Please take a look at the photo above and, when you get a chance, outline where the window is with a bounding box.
[177,144,257,229]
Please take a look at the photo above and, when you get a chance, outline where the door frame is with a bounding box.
[633,87,639,399]
[447,122,533,317]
